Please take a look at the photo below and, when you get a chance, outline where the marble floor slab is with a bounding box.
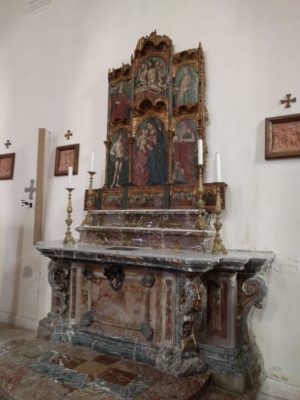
[0,324,282,400]
[0,336,210,400]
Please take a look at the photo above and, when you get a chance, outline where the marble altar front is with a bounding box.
[36,234,273,397]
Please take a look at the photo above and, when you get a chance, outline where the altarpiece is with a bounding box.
[36,32,273,398]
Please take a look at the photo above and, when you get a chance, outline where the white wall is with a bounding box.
[0,0,299,397]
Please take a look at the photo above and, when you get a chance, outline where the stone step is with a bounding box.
[88,209,211,230]
[77,209,215,252]
[77,225,215,252]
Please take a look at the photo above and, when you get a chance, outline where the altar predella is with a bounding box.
[36,32,273,398]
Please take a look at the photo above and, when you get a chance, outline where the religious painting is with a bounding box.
[132,117,168,187]
[0,153,15,180]
[102,189,124,209]
[54,144,79,176]
[265,114,300,159]
[128,186,165,209]
[134,57,169,97]
[170,183,226,210]
[110,80,131,124]
[108,129,129,188]
[170,186,196,208]
[173,118,198,184]
[173,64,198,108]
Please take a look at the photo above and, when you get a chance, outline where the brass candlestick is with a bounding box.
[82,171,96,225]
[196,165,209,230]
[212,185,227,254]
[63,188,76,245]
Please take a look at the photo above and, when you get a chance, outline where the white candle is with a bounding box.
[215,152,221,182]
[90,150,95,172]
[68,166,73,188]
[198,139,203,165]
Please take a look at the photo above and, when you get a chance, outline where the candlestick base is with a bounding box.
[63,231,76,245]
[212,230,227,254]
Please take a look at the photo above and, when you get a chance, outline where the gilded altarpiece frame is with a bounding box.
[99,31,225,211]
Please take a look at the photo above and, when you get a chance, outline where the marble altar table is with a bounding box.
[36,239,273,396]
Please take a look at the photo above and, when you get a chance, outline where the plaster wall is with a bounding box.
[0,0,299,397]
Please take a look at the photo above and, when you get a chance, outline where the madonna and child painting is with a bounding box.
[132,117,168,187]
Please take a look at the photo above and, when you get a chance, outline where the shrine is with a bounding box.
[36,32,273,398]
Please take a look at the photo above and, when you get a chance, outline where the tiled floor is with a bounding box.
[0,325,209,400]
[0,324,282,400]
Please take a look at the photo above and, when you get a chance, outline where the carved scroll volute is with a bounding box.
[239,274,268,345]
[179,277,207,352]
[48,260,70,317]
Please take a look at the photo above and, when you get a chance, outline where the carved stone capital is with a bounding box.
[48,260,69,292]
[179,276,207,352]
[180,277,207,315]
[48,260,70,318]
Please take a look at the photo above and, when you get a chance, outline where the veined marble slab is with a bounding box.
[36,241,274,273]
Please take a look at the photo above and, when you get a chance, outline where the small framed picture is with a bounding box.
[54,144,80,176]
[0,153,15,180]
[265,114,300,159]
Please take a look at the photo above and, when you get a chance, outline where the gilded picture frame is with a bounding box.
[0,153,15,180]
[54,144,80,176]
[265,114,300,159]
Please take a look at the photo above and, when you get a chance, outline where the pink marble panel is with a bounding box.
[90,272,150,340]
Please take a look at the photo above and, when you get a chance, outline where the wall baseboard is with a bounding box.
[0,311,38,331]
[261,377,300,400]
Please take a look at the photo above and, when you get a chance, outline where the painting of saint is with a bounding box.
[135,57,168,96]
[110,81,131,123]
[108,129,129,188]
[173,65,198,107]
[173,119,198,184]
[132,117,168,187]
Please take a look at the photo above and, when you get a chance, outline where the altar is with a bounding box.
[36,32,274,397]
[37,238,273,395]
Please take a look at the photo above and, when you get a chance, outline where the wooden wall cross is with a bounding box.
[65,130,73,140]
[25,179,36,200]
[4,140,11,149]
[280,94,296,108]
